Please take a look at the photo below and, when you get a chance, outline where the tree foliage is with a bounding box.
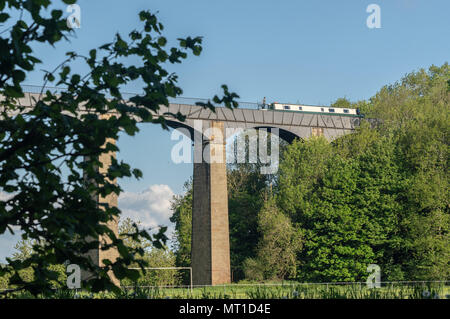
[0,0,237,294]
[278,135,405,281]
[227,161,268,280]
[278,63,449,281]
[243,197,302,281]
[169,179,192,269]
[118,217,152,252]
[119,217,180,287]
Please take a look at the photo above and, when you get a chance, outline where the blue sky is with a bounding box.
[1,0,449,261]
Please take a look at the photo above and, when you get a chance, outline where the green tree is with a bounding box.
[120,245,181,288]
[277,64,449,282]
[331,97,352,109]
[278,134,406,282]
[139,248,180,287]
[11,239,35,284]
[406,210,450,280]
[4,238,67,289]
[276,137,333,218]
[227,162,268,280]
[243,197,302,281]
[0,0,238,295]
[12,239,35,262]
[119,217,152,252]
[170,179,193,269]
[119,217,180,287]
[365,63,449,280]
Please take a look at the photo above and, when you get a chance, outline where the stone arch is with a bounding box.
[165,119,307,144]
[248,126,301,144]
[165,120,196,141]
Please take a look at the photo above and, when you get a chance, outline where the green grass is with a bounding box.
[4,282,449,299]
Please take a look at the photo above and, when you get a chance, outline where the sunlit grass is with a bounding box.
[4,281,449,299]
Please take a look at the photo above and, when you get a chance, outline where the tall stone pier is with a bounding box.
[191,121,231,285]
[81,136,120,286]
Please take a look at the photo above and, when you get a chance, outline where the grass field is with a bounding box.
[4,281,450,299]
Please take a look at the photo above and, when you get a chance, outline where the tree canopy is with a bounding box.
[0,0,237,295]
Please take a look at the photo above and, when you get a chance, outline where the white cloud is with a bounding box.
[0,191,21,233]
[118,184,176,236]
[0,191,21,262]
[0,191,14,202]
[1,186,178,235]
[0,186,178,261]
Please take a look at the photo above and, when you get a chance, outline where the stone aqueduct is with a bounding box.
[14,92,361,286]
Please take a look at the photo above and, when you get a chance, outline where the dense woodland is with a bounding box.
[171,63,449,283]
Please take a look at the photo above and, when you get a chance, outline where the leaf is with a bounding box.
[157,36,167,46]
[51,10,63,20]
[4,85,24,98]
[0,13,9,23]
